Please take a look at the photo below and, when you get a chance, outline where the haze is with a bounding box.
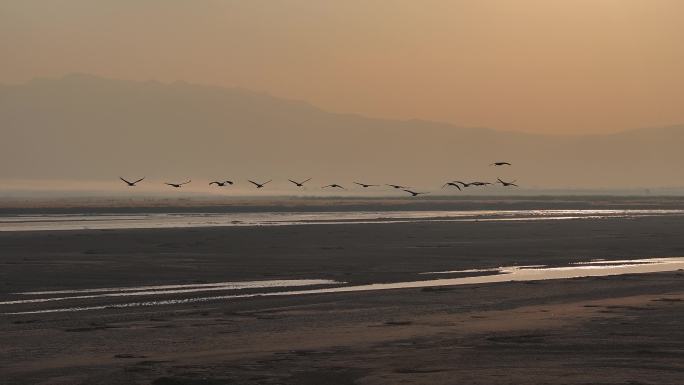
[1,74,683,193]
[2,0,683,134]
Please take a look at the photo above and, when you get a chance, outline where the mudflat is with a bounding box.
[1,203,683,384]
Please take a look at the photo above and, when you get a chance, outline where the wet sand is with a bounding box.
[1,211,684,384]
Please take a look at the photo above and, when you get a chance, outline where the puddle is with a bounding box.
[3,257,683,315]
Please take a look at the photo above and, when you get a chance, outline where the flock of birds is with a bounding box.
[119,162,518,197]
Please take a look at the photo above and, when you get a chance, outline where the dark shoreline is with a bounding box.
[1,211,683,384]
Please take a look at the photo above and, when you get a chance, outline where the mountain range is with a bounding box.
[1,74,682,190]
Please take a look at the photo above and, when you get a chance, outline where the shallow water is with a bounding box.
[1,209,683,231]
[0,279,341,305]
[3,257,683,315]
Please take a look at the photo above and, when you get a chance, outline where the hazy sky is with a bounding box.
[1,0,683,134]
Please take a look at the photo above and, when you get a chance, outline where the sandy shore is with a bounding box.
[1,212,683,384]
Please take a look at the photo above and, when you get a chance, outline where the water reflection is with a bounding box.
[2,209,683,231]
[4,257,683,315]
[1,279,341,305]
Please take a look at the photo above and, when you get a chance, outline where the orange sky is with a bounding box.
[1,0,683,134]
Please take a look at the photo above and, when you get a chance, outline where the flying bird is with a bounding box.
[119,177,145,186]
[289,178,312,187]
[354,182,380,188]
[209,180,234,187]
[490,162,512,166]
[387,184,409,189]
[403,189,429,197]
[442,182,462,191]
[322,184,345,189]
[497,178,519,187]
[470,181,492,186]
[248,180,272,189]
[165,180,191,188]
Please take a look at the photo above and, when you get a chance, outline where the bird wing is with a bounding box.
[263,180,272,185]
[180,180,191,185]
[248,180,259,187]
[133,177,145,184]
[288,179,298,185]
[302,178,312,184]
[209,182,218,185]
[120,177,132,184]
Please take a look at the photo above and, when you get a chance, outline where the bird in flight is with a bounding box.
[403,189,428,197]
[490,162,512,166]
[323,184,345,189]
[119,177,145,186]
[387,184,409,189]
[354,182,379,188]
[209,180,234,187]
[470,181,492,186]
[165,180,191,188]
[288,178,312,187]
[497,178,519,187]
[442,182,462,191]
[248,180,272,189]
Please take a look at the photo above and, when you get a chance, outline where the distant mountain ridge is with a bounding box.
[1,74,683,189]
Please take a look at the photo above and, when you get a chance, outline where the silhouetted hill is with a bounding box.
[1,74,682,189]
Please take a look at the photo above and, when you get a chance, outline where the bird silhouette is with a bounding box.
[497,178,519,187]
[354,182,379,188]
[120,177,145,186]
[288,178,312,187]
[470,181,492,186]
[322,184,345,189]
[403,189,428,197]
[248,180,272,189]
[209,180,234,187]
[165,180,191,188]
[442,182,462,191]
[490,162,512,166]
[387,184,409,189]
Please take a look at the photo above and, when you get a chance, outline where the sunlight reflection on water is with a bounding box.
[4,257,683,315]
[2,209,683,231]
